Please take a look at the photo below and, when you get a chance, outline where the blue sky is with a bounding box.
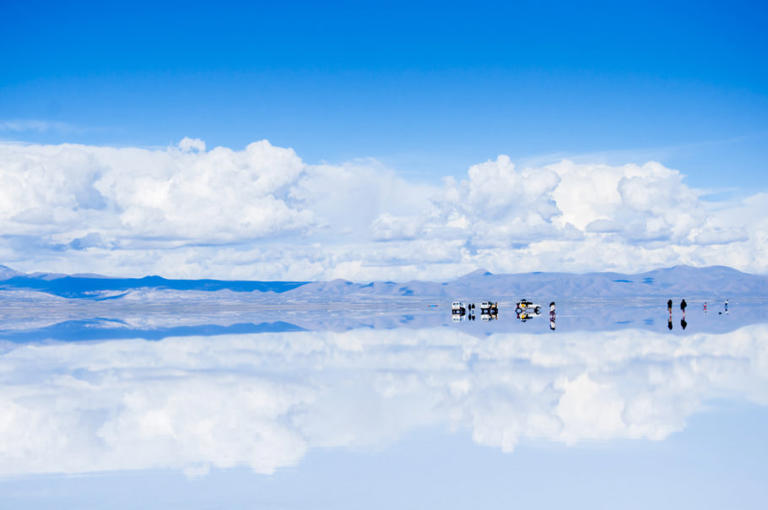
[1,1,768,279]
[2,0,767,187]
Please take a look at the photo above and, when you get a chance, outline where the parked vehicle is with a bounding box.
[480,301,498,314]
[515,299,541,315]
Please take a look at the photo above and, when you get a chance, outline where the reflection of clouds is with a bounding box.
[0,326,766,476]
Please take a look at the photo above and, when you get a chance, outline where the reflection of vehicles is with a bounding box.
[479,301,498,321]
[452,301,475,321]
[515,299,541,315]
[516,309,541,322]
[516,299,542,322]
[480,301,498,314]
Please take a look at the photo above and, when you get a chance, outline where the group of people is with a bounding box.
[667,299,688,330]
[667,298,730,330]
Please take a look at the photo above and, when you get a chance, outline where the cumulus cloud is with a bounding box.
[0,139,764,279]
[0,325,766,476]
[177,137,206,153]
[0,140,311,243]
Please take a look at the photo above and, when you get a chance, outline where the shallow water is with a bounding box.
[0,297,766,508]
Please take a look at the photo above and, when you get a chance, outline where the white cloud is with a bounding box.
[0,139,765,279]
[0,120,76,133]
[177,137,206,153]
[0,325,765,477]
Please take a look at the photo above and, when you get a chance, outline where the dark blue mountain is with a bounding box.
[0,319,304,343]
[0,274,307,299]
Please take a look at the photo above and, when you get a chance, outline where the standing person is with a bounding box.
[667,299,673,317]
[549,302,556,331]
[667,299,673,330]
[704,301,708,313]
[680,299,687,318]
[725,299,729,313]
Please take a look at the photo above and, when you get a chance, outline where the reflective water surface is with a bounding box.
[1,299,767,508]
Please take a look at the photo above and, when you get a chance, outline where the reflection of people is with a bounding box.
[549,302,556,331]
[681,318,687,330]
[667,299,673,330]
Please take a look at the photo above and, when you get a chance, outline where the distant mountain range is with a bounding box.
[0,265,306,300]
[0,264,765,301]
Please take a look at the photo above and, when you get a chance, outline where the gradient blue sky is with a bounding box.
[2,1,768,279]
[2,0,767,188]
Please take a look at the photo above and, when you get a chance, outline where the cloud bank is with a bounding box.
[0,139,765,280]
[0,326,766,477]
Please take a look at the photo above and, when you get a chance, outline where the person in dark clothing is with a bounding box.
[680,299,687,317]
[667,299,672,329]
[667,299,673,329]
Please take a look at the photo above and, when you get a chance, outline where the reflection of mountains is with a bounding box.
[0,319,304,343]
[0,325,766,477]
